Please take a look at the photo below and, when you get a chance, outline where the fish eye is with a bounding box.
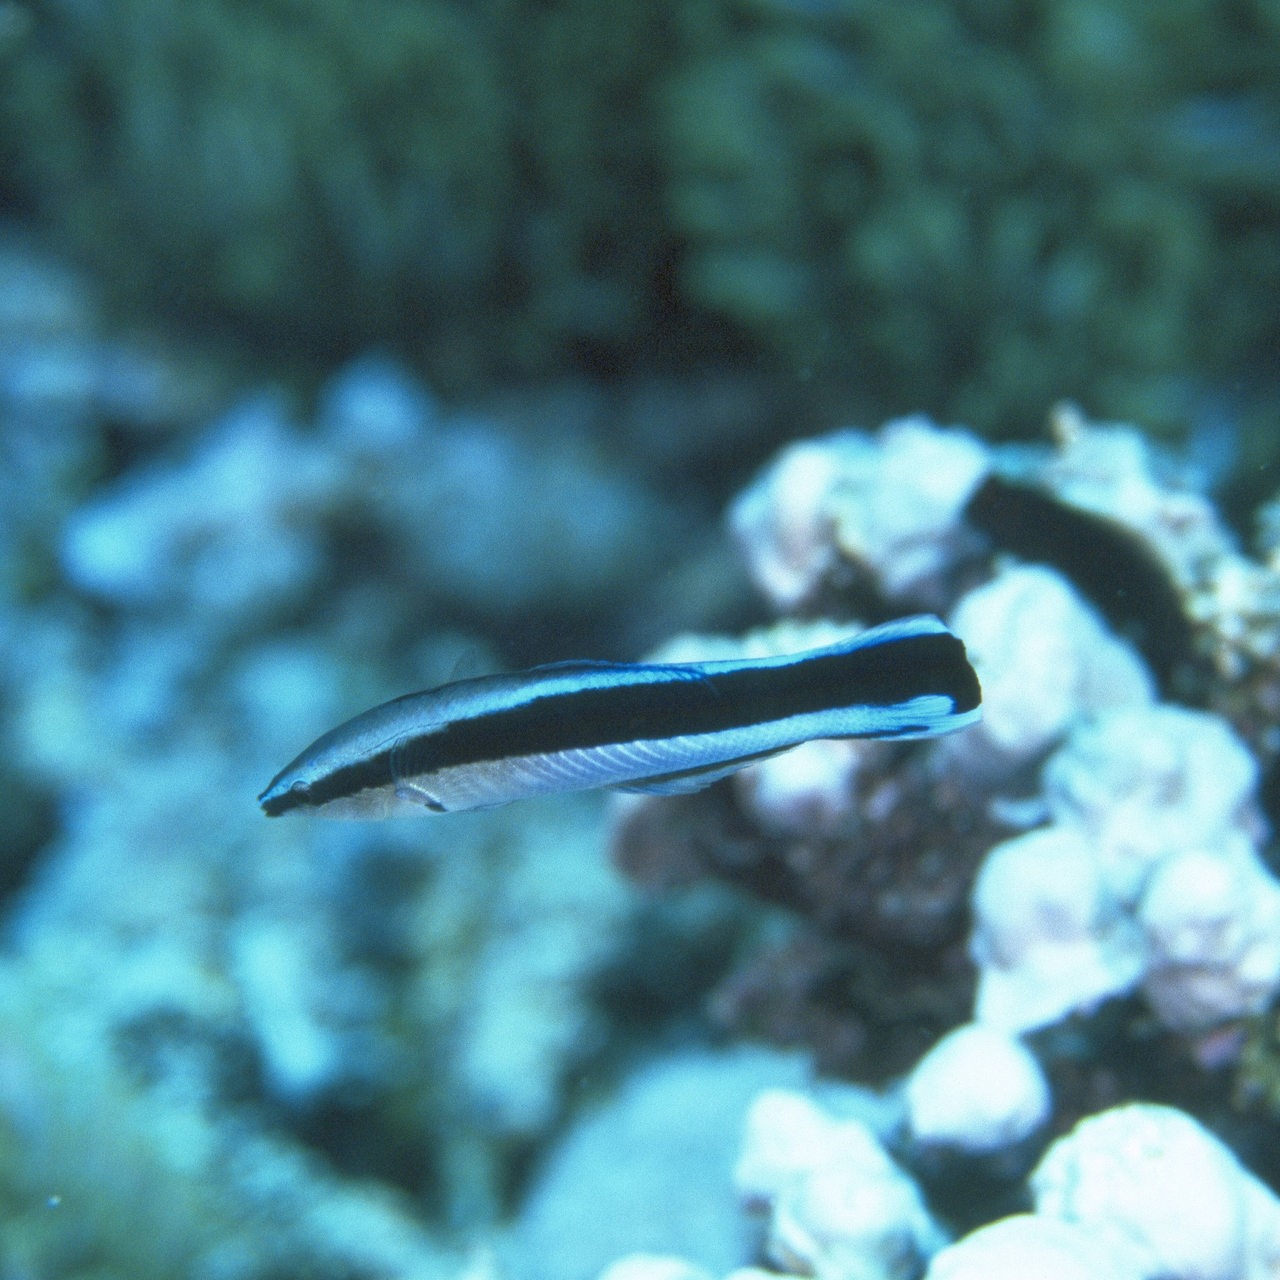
[288,780,311,796]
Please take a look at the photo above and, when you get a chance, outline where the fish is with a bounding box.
[257,614,981,819]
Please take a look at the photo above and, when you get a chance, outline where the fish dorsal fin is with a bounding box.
[532,658,631,674]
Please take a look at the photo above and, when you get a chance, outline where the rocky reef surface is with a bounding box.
[605,407,1280,1277]
[3,228,1280,1280]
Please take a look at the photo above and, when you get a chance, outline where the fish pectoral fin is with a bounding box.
[612,748,790,796]
[388,736,447,812]
[393,777,447,813]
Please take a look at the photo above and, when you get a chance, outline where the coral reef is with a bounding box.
[971,701,1280,1039]
[945,562,1153,770]
[617,409,1280,1073]
[59,357,682,630]
[0,959,463,1280]
[0,235,707,1275]
[5,212,1280,1279]
[924,1214,1145,1280]
[596,1085,1280,1280]
[607,408,1280,1268]
[967,824,1144,1033]
[1031,1104,1280,1279]
[902,1023,1050,1156]
[733,1087,943,1279]
[507,1049,814,1280]
[726,420,990,612]
[591,1090,1280,1280]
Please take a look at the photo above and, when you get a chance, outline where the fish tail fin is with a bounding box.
[838,614,982,739]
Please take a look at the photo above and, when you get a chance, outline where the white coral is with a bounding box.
[1043,704,1263,904]
[60,397,338,623]
[1031,1103,1280,1280]
[734,1090,876,1208]
[967,691,1280,1041]
[1139,838,1280,1032]
[924,1214,1145,1280]
[734,738,867,837]
[729,438,849,610]
[596,1257,717,1280]
[729,419,989,609]
[734,1089,940,1280]
[969,826,1143,1033]
[903,1024,1050,1153]
[946,564,1153,769]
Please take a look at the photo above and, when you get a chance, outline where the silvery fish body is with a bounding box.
[258,614,981,819]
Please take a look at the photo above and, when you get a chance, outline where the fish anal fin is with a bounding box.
[612,747,790,796]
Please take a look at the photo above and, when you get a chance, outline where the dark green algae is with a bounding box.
[4,0,1280,437]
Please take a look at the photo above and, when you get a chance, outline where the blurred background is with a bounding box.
[5,0,1280,457]
[2,2,1280,1278]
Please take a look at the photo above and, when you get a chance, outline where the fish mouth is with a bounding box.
[257,775,310,817]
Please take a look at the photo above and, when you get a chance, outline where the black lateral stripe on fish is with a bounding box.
[257,614,981,819]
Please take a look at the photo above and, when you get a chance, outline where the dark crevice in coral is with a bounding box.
[907,1143,1035,1240]
[608,754,1014,1081]
[289,1096,438,1204]
[587,883,760,1054]
[1261,755,1280,836]
[963,473,1201,697]
[615,755,1016,950]
[0,766,58,911]
[710,932,977,1082]
[113,1007,265,1107]
[1031,999,1280,1191]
